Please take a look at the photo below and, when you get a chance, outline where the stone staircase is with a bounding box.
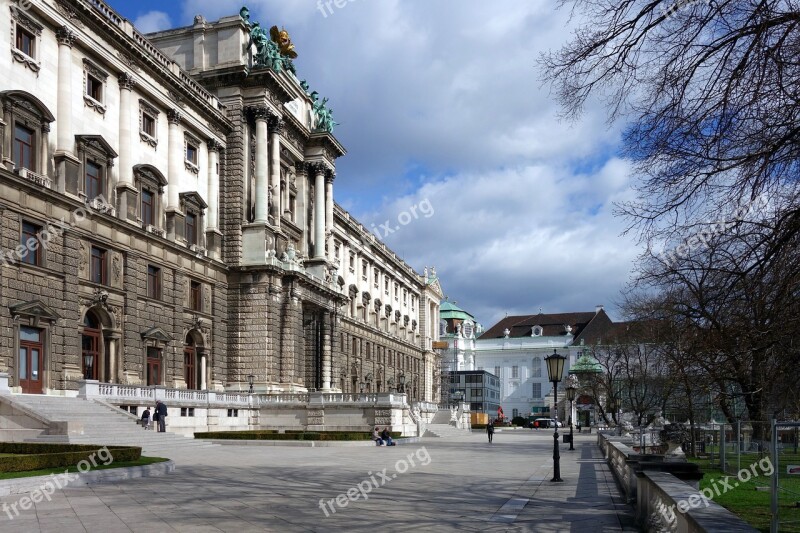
[423,409,472,438]
[6,394,217,458]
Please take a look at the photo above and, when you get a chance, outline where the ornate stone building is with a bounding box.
[0,0,442,405]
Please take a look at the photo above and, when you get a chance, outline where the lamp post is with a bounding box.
[565,383,577,451]
[359,379,366,394]
[247,374,255,394]
[545,349,566,482]
[398,373,406,394]
[452,390,464,407]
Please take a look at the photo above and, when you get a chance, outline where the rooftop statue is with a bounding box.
[311,93,338,133]
[239,7,296,72]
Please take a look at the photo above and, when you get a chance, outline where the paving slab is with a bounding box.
[0,431,635,532]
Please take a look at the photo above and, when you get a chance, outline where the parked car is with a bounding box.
[531,418,562,429]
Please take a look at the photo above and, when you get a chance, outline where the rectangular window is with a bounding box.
[19,326,43,394]
[147,265,161,299]
[90,246,107,285]
[494,366,501,378]
[532,383,542,398]
[186,142,198,166]
[474,389,483,397]
[185,212,197,246]
[13,124,35,171]
[142,112,156,137]
[512,366,519,379]
[86,74,103,102]
[141,189,154,227]
[15,26,34,57]
[190,281,202,312]
[85,161,103,200]
[21,221,41,266]
[227,409,239,417]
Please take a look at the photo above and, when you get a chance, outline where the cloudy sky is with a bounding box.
[115,0,641,327]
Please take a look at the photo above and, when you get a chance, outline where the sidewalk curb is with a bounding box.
[0,460,175,496]
[203,437,423,447]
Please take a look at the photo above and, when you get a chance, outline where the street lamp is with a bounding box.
[359,379,366,394]
[545,349,567,482]
[565,383,577,451]
[247,374,255,394]
[452,390,464,407]
[398,373,406,394]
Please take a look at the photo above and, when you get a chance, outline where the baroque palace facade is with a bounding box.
[0,0,443,404]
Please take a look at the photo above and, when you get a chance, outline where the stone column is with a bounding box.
[206,140,220,229]
[269,116,283,228]
[117,73,136,220]
[325,172,334,260]
[283,168,292,216]
[321,310,332,391]
[39,123,50,176]
[166,109,184,241]
[312,164,326,259]
[108,337,117,383]
[166,109,182,210]
[55,27,76,154]
[295,162,308,250]
[200,351,207,390]
[252,108,269,223]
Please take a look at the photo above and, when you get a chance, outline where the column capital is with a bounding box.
[247,105,272,121]
[294,161,308,176]
[269,116,284,134]
[309,161,330,176]
[207,138,222,152]
[56,26,77,47]
[167,109,182,125]
[325,171,336,184]
[118,72,136,90]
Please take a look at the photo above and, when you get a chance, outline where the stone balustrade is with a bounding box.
[597,432,756,532]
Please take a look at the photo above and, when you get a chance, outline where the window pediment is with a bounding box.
[179,191,207,211]
[133,164,167,187]
[0,90,54,122]
[75,134,117,159]
[9,299,61,322]
[141,326,173,343]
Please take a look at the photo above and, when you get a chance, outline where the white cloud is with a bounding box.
[134,11,172,34]
[175,0,641,325]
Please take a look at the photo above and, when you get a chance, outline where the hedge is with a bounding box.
[0,443,141,473]
[195,430,402,441]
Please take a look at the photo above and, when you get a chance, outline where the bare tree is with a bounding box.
[541,0,800,266]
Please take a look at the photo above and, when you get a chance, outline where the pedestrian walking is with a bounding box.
[487,421,495,444]
[155,400,168,432]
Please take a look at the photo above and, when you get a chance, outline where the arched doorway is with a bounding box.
[81,311,101,380]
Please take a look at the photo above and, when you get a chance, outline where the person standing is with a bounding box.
[155,400,168,433]
[487,421,495,444]
[141,407,151,430]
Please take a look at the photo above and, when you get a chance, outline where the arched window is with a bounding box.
[463,321,474,338]
[531,325,543,337]
[184,333,197,390]
[1,90,54,187]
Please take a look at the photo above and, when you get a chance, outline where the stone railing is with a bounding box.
[85,382,409,409]
[416,401,439,413]
[90,382,251,407]
[597,432,755,532]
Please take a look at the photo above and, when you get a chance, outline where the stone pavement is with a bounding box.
[0,430,637,532]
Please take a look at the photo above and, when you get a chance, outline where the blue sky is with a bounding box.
[113,0,641,327]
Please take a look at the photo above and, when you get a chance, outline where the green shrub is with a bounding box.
[0,443,141,473]
[511,416,528,427]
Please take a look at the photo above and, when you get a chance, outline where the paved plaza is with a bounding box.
[0,431,636,532]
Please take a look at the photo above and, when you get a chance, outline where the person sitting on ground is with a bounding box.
[372,426,384,446]
[381,427,394,446]
[141,407,152,430]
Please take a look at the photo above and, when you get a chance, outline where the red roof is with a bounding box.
[478,309,614,345]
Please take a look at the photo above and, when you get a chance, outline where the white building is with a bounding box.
[473,307,614,422]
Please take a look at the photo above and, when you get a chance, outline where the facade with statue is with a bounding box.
[0,0,442,436]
